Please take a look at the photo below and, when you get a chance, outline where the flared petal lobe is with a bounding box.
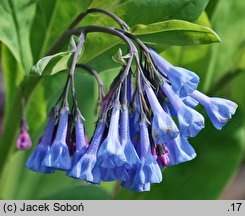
[165,135,196,166]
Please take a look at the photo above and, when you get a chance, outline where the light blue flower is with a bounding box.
[120,104,141,168]
[72,113,87,166]
[192,90,238,130]
[26,112,56,174]
[133,116,162,184]
[68,121,106,184]
[161,82,204,137]
[150,49,199,97]
[165,135,196,166]
[97,102,127,168]
[42,106,72,171]
[144,84,179,144]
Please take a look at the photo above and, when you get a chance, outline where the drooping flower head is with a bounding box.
[24,9,238,193]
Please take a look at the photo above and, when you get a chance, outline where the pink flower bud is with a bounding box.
[16,121,32,150]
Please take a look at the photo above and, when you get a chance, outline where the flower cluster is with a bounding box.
[25,8,238,192]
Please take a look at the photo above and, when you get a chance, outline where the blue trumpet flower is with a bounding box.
[192,91,238,130]
[150,49,199,97]
[97,102,127,168]
[161,82,204,138]
[42,106,72,171]
[145,84,179,144]
[26,110,57,174]
[68,121,106,184]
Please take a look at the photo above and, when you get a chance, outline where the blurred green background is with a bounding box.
[0,0,245,199]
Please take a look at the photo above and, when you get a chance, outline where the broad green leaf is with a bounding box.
[30,36,81,76]
[116,111,245,199]
[81,0,210,68]
[0,0,36,72]
[130,20,220,46]
[203,0,245,92]
[90,0,209,24]
[41,185,111,200]
[31,0,94,60]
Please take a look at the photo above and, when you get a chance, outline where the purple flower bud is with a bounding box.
[157,147,170,167]
[161,82,204,138]
[68,121,106,184]
[133,117,162,184]
[97,103,127,168]
[150,49,199,97]
[192,91,238,130]
[165,135,196,166]
[42,106,72,171]
[144,84,179,143]
[16,120,32,150]
[26,112,56,173]
[120,104,141,168]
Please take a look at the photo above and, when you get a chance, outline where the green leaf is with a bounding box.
[82,0,210,71]
[90,0,209,25]
[41,185,111,200]
[0,0,36,72]
[130,20,221,46]
[116,111,245,199]
[30,36,81,76]
[203,0,245,92]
